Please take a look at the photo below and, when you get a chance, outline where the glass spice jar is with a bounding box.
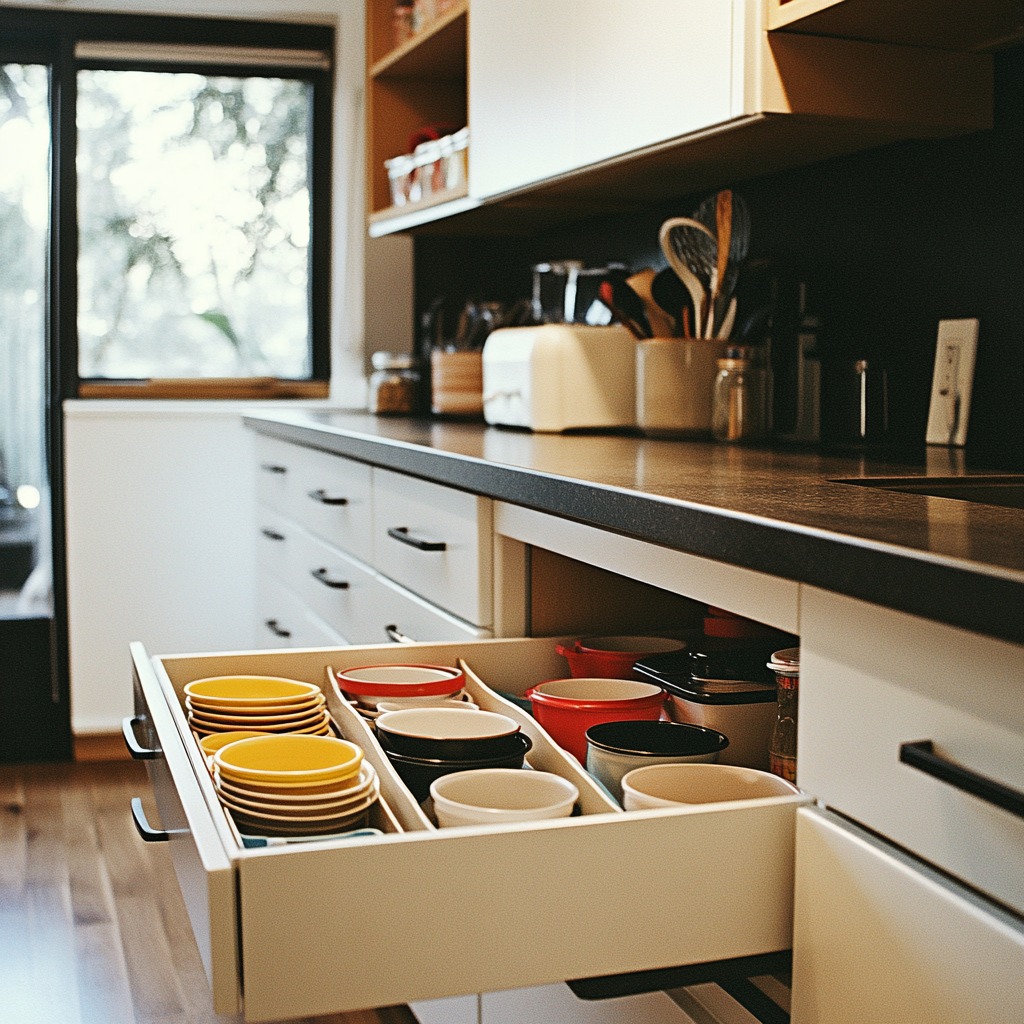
[368,351,419,415]
[767,647,800,783]
[712,345,769,443]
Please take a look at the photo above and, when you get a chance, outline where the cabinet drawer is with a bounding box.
[792,808,1024,1024]
[372,467,493,627]
[287,443,373,560]
[255,504,294,581]
[131,636,810,1022]
[256,572,346,648]
[799,587,1024,916]
[254,435,296,513]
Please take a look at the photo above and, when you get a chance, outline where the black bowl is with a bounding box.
[375,710,525,762]
[585,719,729,758]
[383,733,532,802]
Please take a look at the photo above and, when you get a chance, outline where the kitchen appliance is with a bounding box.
[482,323,637,432]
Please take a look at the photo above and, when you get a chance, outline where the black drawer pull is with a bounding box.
[260,462,287,474]
[385,623,416,644]
[387,526,447,552]
[131,797,188,843]
[265,618,291,638]
[311,567,350,589]
[122,715,160,759]
[899,740,1024,819]
[261,527,286,541]
[308,488,348,506]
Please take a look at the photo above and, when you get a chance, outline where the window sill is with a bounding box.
[77,378,330,400]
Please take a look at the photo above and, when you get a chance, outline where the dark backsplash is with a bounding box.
[415,45,1023,470]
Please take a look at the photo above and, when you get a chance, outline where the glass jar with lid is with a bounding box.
[368,351,419,416]
[712,345,769,443]
[767,647,800,783]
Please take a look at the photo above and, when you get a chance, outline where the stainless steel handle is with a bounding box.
[308,488,348,506]
[310,567,350,589]
[265,618,291,638]
[130,797,188,842]
[261,527,286,541]
[385,624,416,644]
[387,526,447,552]
[899,740,1024,819]
[122,715,160,759]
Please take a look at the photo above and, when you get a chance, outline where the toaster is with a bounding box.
[481,324,637,432]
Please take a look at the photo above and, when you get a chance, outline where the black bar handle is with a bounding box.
[260,462,287,474]
[265,618,291,638]
[131,797,188,842]
[385,624,416,644]
[310,567,350,589]
[387,526,447,552]
[899,740,1024,819]
[122,715,160,759]
[308,488,348,506]
[261,527,286,541]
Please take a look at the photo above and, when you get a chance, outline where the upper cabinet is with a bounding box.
[367,0,1011,237]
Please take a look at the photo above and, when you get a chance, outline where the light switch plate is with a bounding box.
[925,318,978,447]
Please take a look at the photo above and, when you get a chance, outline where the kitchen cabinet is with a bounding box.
[254,436,494,646]
[367,0,993,236]
[791,809,1024,1024]
[766,0,1024,52]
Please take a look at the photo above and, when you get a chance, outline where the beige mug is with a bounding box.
[636,338,728,438]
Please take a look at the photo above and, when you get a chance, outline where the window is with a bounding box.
[1,11,334,399]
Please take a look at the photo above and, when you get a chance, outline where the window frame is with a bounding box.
[2,6,334,401]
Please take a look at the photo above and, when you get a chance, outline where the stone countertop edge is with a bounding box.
[243,411,1024,647]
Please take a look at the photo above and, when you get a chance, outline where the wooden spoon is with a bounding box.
[713,190,733,335]
[627,268,676,338]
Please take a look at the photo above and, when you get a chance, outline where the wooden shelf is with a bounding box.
[767,0,1024,52]
[370,2,467,79]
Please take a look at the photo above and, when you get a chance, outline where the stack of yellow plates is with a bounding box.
[184,675,331,737]
[211,734,378,836]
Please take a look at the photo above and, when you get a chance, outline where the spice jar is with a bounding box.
[712,345,769,443]
[368,352,419,415]
[767,647,800,783]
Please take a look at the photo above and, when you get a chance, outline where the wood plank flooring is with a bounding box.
[0,759,418,1024]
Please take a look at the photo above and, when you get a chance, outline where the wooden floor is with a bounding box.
[0,759,418,1024]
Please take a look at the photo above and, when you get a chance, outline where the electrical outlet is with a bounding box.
[925,318,978,447]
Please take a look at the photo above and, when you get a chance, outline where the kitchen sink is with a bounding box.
[831,475,1024,510]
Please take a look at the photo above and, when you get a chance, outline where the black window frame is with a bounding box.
[1,5,334,400]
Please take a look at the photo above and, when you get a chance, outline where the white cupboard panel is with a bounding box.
[372,467,493,627]
[791,809,1024,1024]
[798,587,1024,915]
[483,982,696,1024]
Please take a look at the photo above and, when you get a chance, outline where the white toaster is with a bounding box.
[481,324,637,432]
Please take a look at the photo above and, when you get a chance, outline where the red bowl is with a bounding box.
[526,678,667,763]
[334,664,464,699]
[555,636,685,680]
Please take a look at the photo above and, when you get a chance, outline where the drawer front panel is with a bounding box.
[256,571,347,648]
[792,809,1024,1024]
[287,444,373,560]
[254,435,296,513]
[130,646,240,1016]
[255,504,294,581]
[372,467,493,627]
[290,529,375,641]
[799,587,1024,915]
[142,637,810,1023]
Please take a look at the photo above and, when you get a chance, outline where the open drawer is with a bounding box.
[129,636,810,1022]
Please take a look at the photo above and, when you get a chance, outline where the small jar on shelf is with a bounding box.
[712,345,769,443]
[368,352,420,416]
[392,0,415,47]
[767,648,800,783]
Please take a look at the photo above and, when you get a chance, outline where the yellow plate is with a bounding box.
[199,731,267,757]
[215,763,377,804]
[213,734,363,784]
[184,675,322,707]
[186,693,325,718]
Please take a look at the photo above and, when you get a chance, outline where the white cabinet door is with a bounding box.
[791,808,1024,1024]
[469,0,737,199]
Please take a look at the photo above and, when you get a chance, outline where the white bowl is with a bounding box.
[375,707,519,741]
[430,768,579,827]
[620,763,799,810]
[372,693,477,713]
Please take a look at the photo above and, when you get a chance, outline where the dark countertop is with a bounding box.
[244,409,1024,646]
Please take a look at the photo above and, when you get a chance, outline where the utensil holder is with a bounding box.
[431,350,483,417]
[636,338,727,438]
